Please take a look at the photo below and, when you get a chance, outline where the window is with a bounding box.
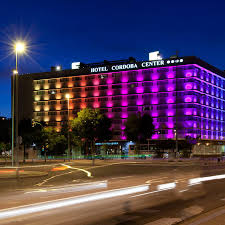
[127,71,137,76]
[156,130,168,134]
[157,81,161,85]
[157,105,168,110]
[37,102,45,105]
[128,95,137,99]
[72,77,82,81]
[48,79,57,83]
[98,86,108,90]
[112,73,122,78]
[85,98,94,102]
[72,99,81,103]
[143,82,153,86]
[158,93,168,97]
[85,87,94,91]
[112,108,122,112]
[99,74,108,79]
[143,106,153,111]
[37,91,45,95]
[60,78,69,82]
[99,98,108,101]
[142,69,152,75]
[128,107,138,111]
[157,68,169,73]
[60,89,68,93]
[48,101,57,105]
[112,96,122,100]
[85,76,94,80]
[157,117,168,122]
[37,112,45,116]
[72,88,81,92]
[48,112,57,115]
[60,111,67,115]
[112,85,122,89]
[60,100,67,104]
[128,83,137,88]
[36,80,45,84]
[100,109,108,113]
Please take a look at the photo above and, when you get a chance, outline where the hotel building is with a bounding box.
[17,54,225,153]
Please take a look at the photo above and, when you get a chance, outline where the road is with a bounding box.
[0,160,225,224]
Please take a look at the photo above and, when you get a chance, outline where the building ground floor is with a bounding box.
[95,139,225,158]
[13,139,225,160]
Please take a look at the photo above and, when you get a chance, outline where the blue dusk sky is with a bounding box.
[0,0,225,117]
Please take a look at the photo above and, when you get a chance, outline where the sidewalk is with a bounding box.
[180,205,225,225]
[0,169,47,178]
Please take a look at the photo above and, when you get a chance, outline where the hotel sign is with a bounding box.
[90,58,184,73]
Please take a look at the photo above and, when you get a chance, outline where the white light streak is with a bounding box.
[26,181,107,194]
[0,185,149,220]
[157,182,176,191]
[189,174,225,186]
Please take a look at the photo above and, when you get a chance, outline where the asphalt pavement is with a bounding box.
[0,160,225,224]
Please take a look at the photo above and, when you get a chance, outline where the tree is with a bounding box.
[0,118,11,144]
[71,108,112,164]
[19,119,34,163]
[60,122,73,158]
[0,142,5,155]
[124,113,154,154]
[36,127,66,161]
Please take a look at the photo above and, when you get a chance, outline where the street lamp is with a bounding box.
[12,41,26,167]
[65,93,71,160]
[14,42,26,71]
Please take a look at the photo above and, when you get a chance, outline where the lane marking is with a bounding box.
[110,176,133,180]
[179,189,189,193]
[131,190,160,198]
[34,162,136,187]
[35,171,73,187]
[146,177,169,184]
[146,217,182,225]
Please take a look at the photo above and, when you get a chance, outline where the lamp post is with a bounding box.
[12,41,26,167]
[65,93,70,161]
[11,69,18,167]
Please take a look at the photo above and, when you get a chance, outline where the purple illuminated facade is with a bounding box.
[18,56,225,145]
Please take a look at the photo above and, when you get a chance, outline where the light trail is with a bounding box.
[157,182,176,191]
[51,166,68,171]
[61,164,92,178]
[26,181,107,194]
[145,177,169,184]
[0,184,149,220]
[189,174,225,186]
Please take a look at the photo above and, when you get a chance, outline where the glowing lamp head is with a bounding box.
[65,94,70,99]
[56,66,61,71]
[14,42,26,54]
[13,70,18,75]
